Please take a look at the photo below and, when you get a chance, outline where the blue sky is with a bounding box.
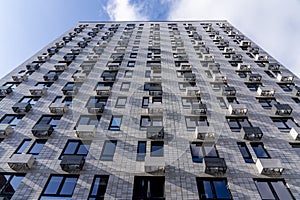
[1,0,300,78]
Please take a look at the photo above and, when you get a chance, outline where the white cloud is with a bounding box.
[168,0,300,77]
[104,0,148,21]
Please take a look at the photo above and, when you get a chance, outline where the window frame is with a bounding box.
[108,116,122,131]
[196,177,232,200]
[88,175,109,200]
[59,140,90,159]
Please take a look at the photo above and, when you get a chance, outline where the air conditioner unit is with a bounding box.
[26,63,40,71]
[228,104,248,116]
[32,124,54,137]
[29,87,46,96]
[277,74,294,83]
[146,126,164,139]
[222,86,236,97]
[239,40,251,47]
[12,73,28,82]
[8,154,35,171]
[241,127,263,140]
[256,158,284,175]
[204,157,227,174]
[0,124,13,137]
[37,54,50,61]
[237,63,251,71]
[73,72,86,82]
[247,73,262,82]
[257,86,275,97]
[54,63,68,71]
[55,41,66,48]
[255,54,269,62]
[43,74,58,81]
[213,74,227,84]
[96,86,111,96]
[272,104,292,116]
[144,156,165,174]
[208,63,220,73]
[200,54,215,62]
[60,155,85,171]
[49,102,67,114]
[290,127,300,140]
[12,102,32,113]
[76,125,96,138]
[186,87,200,97]
[0,86,13,96]
[195,126,215,140]
[223,47,235,54]
[191,103,207,115]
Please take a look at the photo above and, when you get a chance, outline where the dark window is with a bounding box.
[108,116,122,131]
[88,175,109,200]
[124,70,133,78]
[0,173,25,199]
[133,176,165,199]
[237,142,254,163]
[290,143,300,156]
[190,142,203,163]
[19,96,40,105]
[3,82,20,89]
[226,117,252,132]
[60,140,90,159]
[63,97,73,106]
[278,83,294,92]
[271,117,298,131]
[257,98,278,109]
[130,53,137,58]
[40,175,78,199]
[142,97,149,108]
[140,116,163,127]
[100,140,117,161]
[152,97,162,103]
[250,143,270,158]
[28,139,47,158]
[35,82,53,88]
[115,97,127,107]
[196,177,232,200]
[132,46,139,51]
[15,139,31,154]
[245,83,261,91]
[292,97,300,104]
[254,179,295,200]
[127,61,135,67]
[137,141,146,161]
[151,141,164,157]
[227,97,239,104]
[0,114,24,127]
[87,97,107,106]
[145,70,151,78]
[185,116,209,130]
[37,115,62,127]
[77,115,101,126]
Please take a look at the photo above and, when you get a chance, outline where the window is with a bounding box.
[151,141,164,157]
[127,61,135,67]
[35,82,53,88]
[115,97,127,107]
[190,142,219,163]
[254,179,295,200]
[182,97,201,108]
[0,114,24,127]
[245,83,261,91]
[37,115,62,127]
[120,82,130,91]
[19,96,40,105]
[88,175,109,200]
[227,97,239,104]
[196,178,232,200]
[133,176,165,199]
[250,142,270,158]
[237,142,254,163]
[0,173,25,199]
[100,140,117,161]
[137,141,146,161]
[278,83,294,92]
[271,117,298,131]
[145,70,151,78]
[28,139,47,158]
[142,97,149,108]
[108,116,122,131]
[140,116,163,127]
[152,97,162,103]
[130,53,137,58]
[87,97,107,106]
[132,46,139,51]
[226,117,252,132]
[124,70,133,78]
[40,175,78,200]
[77,115,101,126]
[60,140,90,159]
[290,143,300,156]
[292,97,300,104]
[185,116,209,130]
[3,82,20,89]
[257,98,278,109]
[14,139,31,154]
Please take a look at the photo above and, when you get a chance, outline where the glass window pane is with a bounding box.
[7,175,24,192]
[203,180,214,199]
[28,139,46,155]
[251,143,270,158]
[271,181,294,200]
[151,142,163,157]
[255,181,275,200]
[16,139,31,154]
[44,176,63,195]
[60,177,78,195]
[77,144,90,155]
[64,142,78,154]
[213,180,231,199]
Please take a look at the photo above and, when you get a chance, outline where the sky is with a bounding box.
[0,0,300,78]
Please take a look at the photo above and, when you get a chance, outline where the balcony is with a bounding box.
[239,40,251,49]
[266,63,280,71]
[29,87,46,96]
[147,126,164,139]
[87,54,100,61]
[183,73,196,81]
[76,124,96,138]
[247,73,262,83]
[229,54,243,63]
[223,47,235,54]
[73,71,86,82]
[292,86,300,96]
[186,87,200,97]
[8,154,35,171]
[37,54,50,62]
[290,127,300,140]
[12,102,32,113]
[55,41,65,48]
[12,73,28,82]
[80,61,96,71]
[208,63,220,73]
[149,85,163,96]
[241,127,263,140]
[256,158,284,175]
[86,103,105,113]
[26,63,40,71]
[148,105,163,115]
[150,74,162,82]
[0,124,13,137]
[96,86,111,96]
[60,155,85,171]
[43,74,58,81]
[107,63,120,71]
[0,86,13,95]
[71,48,81,54]
[144,156,165,174]
[257,86,275,97]
[255,55,269,63]
[62,85,78,96]
[222,86,236,97]
[204,157,227,174]
[277,74,294,83]
[49,102,67,114]
[249,47,259,55]
[54,63,68,71]
[32,124,54,137]
[78,41,88,48]
[228,104,248,116]
[47,47,59,55]
[213,74,227,84]
[200,54,215,62]
[236,63,251,72]
[191,103,207,115]
[272,104,292,116]
[195,126,215,140]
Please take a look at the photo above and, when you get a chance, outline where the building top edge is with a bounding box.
[78,20,229,23]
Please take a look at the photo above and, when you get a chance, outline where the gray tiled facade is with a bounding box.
[0,21,299,199]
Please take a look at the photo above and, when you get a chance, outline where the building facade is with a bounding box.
[0,21,299,199]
